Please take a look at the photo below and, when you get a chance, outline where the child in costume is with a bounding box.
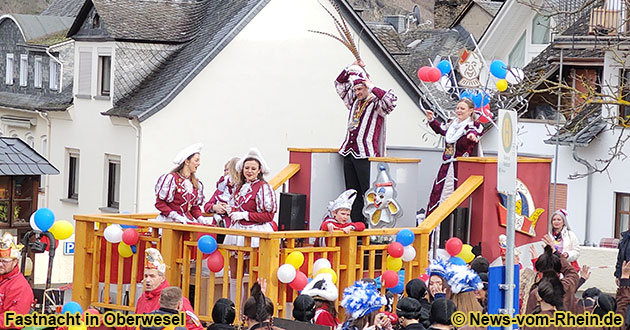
[318,189,366,246]
[339,281,389,330]
[301,273,340,327]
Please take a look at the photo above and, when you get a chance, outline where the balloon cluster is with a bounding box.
[29,208,74,251]
[382,229,416,294]
[445,237,475,264]
[198,235,224,272]
[277,251,319,291]
[489,60,525,92]
[103,224,140,258]
[417,60,451,83]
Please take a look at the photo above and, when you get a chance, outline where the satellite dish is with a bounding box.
[413,5,421,25]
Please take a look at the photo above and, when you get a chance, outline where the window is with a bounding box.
[49,58,59,90]
[508,32,526,68]
[616,193,630,238]
[550,183,568,211]
[0,176,38,228]
[98,56,111,96]
[34,56,42,88]
[107,159,120,209]
[92,13,101,29]
[5,54,13,85]
[19,54,27,87]
[532,14,551,44]
[68,152,79,200]
[78,51,92,96]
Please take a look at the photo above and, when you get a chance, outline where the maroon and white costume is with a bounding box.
[335,65,398,158]
[203,174,236,227]
[223,149,277,248]
[154,143,210,224]
[318,189,366,246]
[427,117,482,215]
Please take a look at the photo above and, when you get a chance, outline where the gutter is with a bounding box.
[44,39,73,94]
[570,139,595,246]
[128,119,141,213]
[37,110,52,208]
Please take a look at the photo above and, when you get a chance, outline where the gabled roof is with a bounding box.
[0,88,73,112]
[543,103,606,146]
[0,138,59,176]
[41,0,84,17]
[0,14,74,45]
[96,0,433,122]
[450,0,503,29]
[366,23,409,55]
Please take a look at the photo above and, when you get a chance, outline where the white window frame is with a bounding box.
[19,54,28,87]
[97,55,111,97]
[5,54,14,85]
[34,56,42,88]
[49,58,59,90]
[105,155,121,210]
[66,149,80,200]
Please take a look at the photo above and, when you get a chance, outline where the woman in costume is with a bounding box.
[550,209,580,271]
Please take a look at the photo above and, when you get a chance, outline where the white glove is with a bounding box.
[196,216,213,225]
[230,211,249,221]
[169,211,189,224]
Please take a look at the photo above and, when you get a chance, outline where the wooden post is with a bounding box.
[72,220,92,307]
[338,235,357,291]
[417,234,430,277]
[161,228,181,287]
[258,237,280,315]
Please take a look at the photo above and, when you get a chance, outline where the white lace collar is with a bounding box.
[445,117,472,143]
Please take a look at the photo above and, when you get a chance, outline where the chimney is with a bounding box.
[384,15,407,33]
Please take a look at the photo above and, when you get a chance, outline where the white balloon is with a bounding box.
[29,213,40,231]
[277,263,297,284]
[401,245,417,262]
[312,258,332,276]
[23,257,33,276]
[103,224,123,243]
[506,68,525,85]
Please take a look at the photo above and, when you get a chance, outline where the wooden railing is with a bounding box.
[71,176,483,323]
[269,163,300,190]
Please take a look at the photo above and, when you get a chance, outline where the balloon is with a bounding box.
[496,79,508,92]
[387,242,404,258]
[62,301,83,315]
[33,208,55,232]
[382,270,398,288]
[396,229,414,246]
[286,251,305,270]
[103,224,123,243]
[40,235,58,251]
[122,229,139,245]
[290,271,308,291]
[457,244,475,263]
[449,256,467,266]
[490,60,507,79]
[315,267,338,284]
[312,258,332,275]
[506,68,525,84]
[277,264,297,284]
[439,76,452,91]
[445,237,463,256]
[417,66,431,82]
[197,235,218,254]
[23,257,33,276]
[386,255,403,272]
[481,92,490,106]
[29,213,40,231]
[401,245,416,262]
[117,243,133,258]
[437,60,451,75]
[460,90,473,101]
[49,220,74,241]
[428,68,442,83]
[131,245,137,254]
[419,273,430,283]
[68,326,87,330]
[85,308,99,315]
[472,92,483,108]
[206,250,224,272]
[389,278,404,294]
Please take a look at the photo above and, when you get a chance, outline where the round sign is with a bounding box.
[502,112,513,153]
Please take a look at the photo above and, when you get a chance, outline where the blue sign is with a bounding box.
[488,264,519,330]
[64,242,75,255]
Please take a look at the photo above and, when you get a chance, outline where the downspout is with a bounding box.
[45,47,63,93]
[571,142,594,246]
[37,110,51,207]
[128,118,140,213]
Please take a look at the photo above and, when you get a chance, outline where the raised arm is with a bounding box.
[335,67,356,111]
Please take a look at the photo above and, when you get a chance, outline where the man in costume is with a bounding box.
[139,286,187,330]
[335,60,397,225]
[0,232,33,329]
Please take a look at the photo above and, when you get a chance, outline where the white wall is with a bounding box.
[136,0,439,213]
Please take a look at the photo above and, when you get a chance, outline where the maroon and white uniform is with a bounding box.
[223,179,277,247]
[155,172,204,223]
[203,175,235,227]
[335,68,397,158]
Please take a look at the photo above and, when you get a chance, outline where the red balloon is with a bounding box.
[85,308,99,315]
[122,229,139,246]
[206,250,224,272]
[40,236,59,251]
[387,242,404,258]
[428,68,442,83]
[417,66,431,82]
[445,238,463,256]
[478,114,490,124]
[382,270,399,288]
[419,273,430,283]
[289,271,308,291]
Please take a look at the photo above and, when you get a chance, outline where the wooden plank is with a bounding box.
[269,163,300,190]
[103,242,112,305]
[258,238,280,316]
[457,156,552,163]
[72,220,91,307]
[90,234,101,304]
[129,246,139,309]
[287,148,339,153]
[160,229,180,287]
[368,157,421,163]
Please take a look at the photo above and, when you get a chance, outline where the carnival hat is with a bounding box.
[302,272,338,302]
[341,280,387,320]
[328,189,357,213]
[172,143,203,166]
[552,209,570,230]
[145,248,167,273]
[347,65,368,87]
[446,264,483,294]
[427,258,449,278]
[498,234,520,257]
[236,148,270,175]
[0,232,22,259]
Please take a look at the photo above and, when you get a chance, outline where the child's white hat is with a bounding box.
[301,272,338,302]
[328,189,357,213]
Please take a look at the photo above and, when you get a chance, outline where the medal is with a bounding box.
[348,97,371,131]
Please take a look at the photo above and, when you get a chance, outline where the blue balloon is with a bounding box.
[460,90,473,101]
[490,60,507,79]
[131,245,137,254]
[449,256,467,266]
[197,235,217,254]
[61,301,83,315]
[481,92,490,106]
[472,92,483,108]
[437,60,451,76]
[389,279,404,294]
[33,208,55,232]
[396,229,415,246]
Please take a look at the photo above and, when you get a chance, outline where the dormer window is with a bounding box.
[92,13,100,29]
[532,14,551,44]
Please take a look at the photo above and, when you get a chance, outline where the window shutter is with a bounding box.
[20,54,28,86]
[5,54,13,85]
[78,51,92,95]
[49,58,59,90]
[34,57,42,88]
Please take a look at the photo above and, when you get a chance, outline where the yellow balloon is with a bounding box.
[285,251,304,270]
[386,255,402,272]
[118,242,133,258]
[457,244,475,264]
[496,79,508,92]
[23,257,32,276]
[69,326,87,330]
[315,267,338,284]
[49,220,74,240]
